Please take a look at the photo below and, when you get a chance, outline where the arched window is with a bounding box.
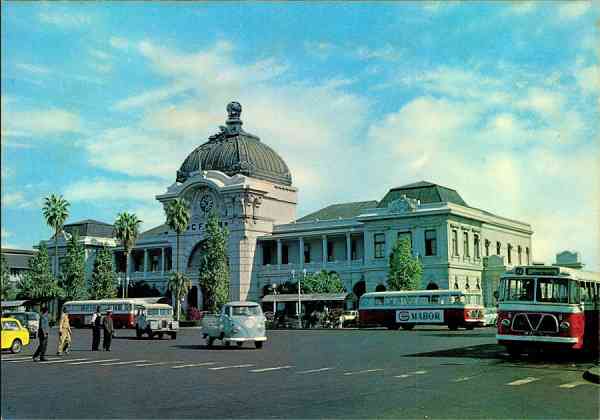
[426,282,439,290]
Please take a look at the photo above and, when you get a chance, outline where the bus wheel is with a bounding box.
[255,341,263,349]
[401,324,415,331]
[237,342,244,348]
[387,324,400,330]
[465,325,475,330]
[170,332,177,340]
[506,345,522,358]
[10,339,22,354]
[158,333,164,340]
[448,323,459,331]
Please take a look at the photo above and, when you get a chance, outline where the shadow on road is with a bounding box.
[172,344,254,351]
[405,343,598,367]
[421,333,496,338]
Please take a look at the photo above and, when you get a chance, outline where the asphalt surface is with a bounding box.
[2,326,599,419]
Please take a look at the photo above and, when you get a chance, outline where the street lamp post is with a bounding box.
[272,283,278,315]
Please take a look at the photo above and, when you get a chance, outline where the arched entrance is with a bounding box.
[353,280,366,298]
[426,282,439,290]
[187,240,207,271]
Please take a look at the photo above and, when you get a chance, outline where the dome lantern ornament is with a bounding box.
[226,101,243,134]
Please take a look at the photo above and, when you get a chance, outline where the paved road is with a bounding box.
[2,327,598,419]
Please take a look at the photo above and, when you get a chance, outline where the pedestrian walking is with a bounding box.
[32,307,50,362]
[102,309,114,351]
[57,306,72,355]
[91,306,102,351]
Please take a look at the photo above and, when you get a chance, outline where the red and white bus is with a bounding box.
[63,298,165,329]
[496,265,600,356]
[359,290,484,330]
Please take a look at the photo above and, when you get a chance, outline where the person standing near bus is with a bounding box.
[102,309,114,351]
[91,306,102,351]
[32,307,50,362]
[57,307,72,355]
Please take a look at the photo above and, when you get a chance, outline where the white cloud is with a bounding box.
[109,36,130,50]
[15,62,51,76]
[38,10,92,29]
[64,178,167,203]
[89,49,111,60]
[130,203,167,231]
[575,64,599,95]
[504,1,537,15]
[557,2,591,20]
[2,192,30,208]
[2,108,83,139]
[516,87,565,120]
[113,83,191,111]
[355,44,402,61]
[304,41,336,59]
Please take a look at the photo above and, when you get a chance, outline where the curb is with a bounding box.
[583,367,600,384]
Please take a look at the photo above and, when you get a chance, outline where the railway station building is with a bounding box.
[40,102,534,309]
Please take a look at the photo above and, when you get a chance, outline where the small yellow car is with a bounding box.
[1,317,31,353]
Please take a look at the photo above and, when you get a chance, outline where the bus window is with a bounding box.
[417,296,429,305]
[568,281,580,304]
[505,278,534,301]
[374,297,385,306]
[536,278,568,303]
[580,283,591,304]
[430,295,440,304]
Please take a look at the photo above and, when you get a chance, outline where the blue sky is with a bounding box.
[1,1,599,270]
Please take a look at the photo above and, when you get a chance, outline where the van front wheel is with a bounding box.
[255,341,263,349]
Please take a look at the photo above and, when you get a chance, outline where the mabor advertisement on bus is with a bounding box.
[396,310,444,323]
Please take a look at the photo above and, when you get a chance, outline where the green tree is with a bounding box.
[199,212,230,313]
[387,238,422,291]
[114,212,142,298]
[164,198,191,275]
[60,231,87,301]
[42,194,70,277]
[90,246,118,299]
[300,270,346,294]
[168,272,192,321]
[18,243,63,304]
[1,255,17,300]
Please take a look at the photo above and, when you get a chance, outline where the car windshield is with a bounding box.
[231,306,262,316]
[7,314,26,323]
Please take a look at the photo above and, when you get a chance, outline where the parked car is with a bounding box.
[340,310,358,327]
[201,301,266,349]
[1,317,30,353]
[483,307,498,327]
[3,311,39,338]
[135,303,178,339]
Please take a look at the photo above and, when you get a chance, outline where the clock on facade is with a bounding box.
[199,194,214,213]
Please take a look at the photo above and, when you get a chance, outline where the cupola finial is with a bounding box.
[225,101,243,134]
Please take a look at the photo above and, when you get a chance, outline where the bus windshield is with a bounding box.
[501,277,535,302]
[500,277,578,303]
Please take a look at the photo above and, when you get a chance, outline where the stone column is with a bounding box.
[277,239,282,266]
[299,237,304,268]
[363,231,368,262]
[322,235,327,264]
[161,247,165,275]
[143,248,149,277]
[346,232,352,265]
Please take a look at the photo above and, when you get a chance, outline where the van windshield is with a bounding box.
[231,306,262,316]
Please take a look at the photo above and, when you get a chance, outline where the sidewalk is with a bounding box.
[583,366,600,384]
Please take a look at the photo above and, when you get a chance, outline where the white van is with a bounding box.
[135,303,178,339]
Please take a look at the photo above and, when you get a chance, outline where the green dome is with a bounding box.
[176,102,292,186]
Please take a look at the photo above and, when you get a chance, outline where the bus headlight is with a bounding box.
[559,321,570,331]
[501,319,511,327]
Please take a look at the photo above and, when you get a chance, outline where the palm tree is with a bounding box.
[114,212,142,298]
[168,272,192,321]
[164,199,191,312]
[42,194,70,278]
[164,198,190,274]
